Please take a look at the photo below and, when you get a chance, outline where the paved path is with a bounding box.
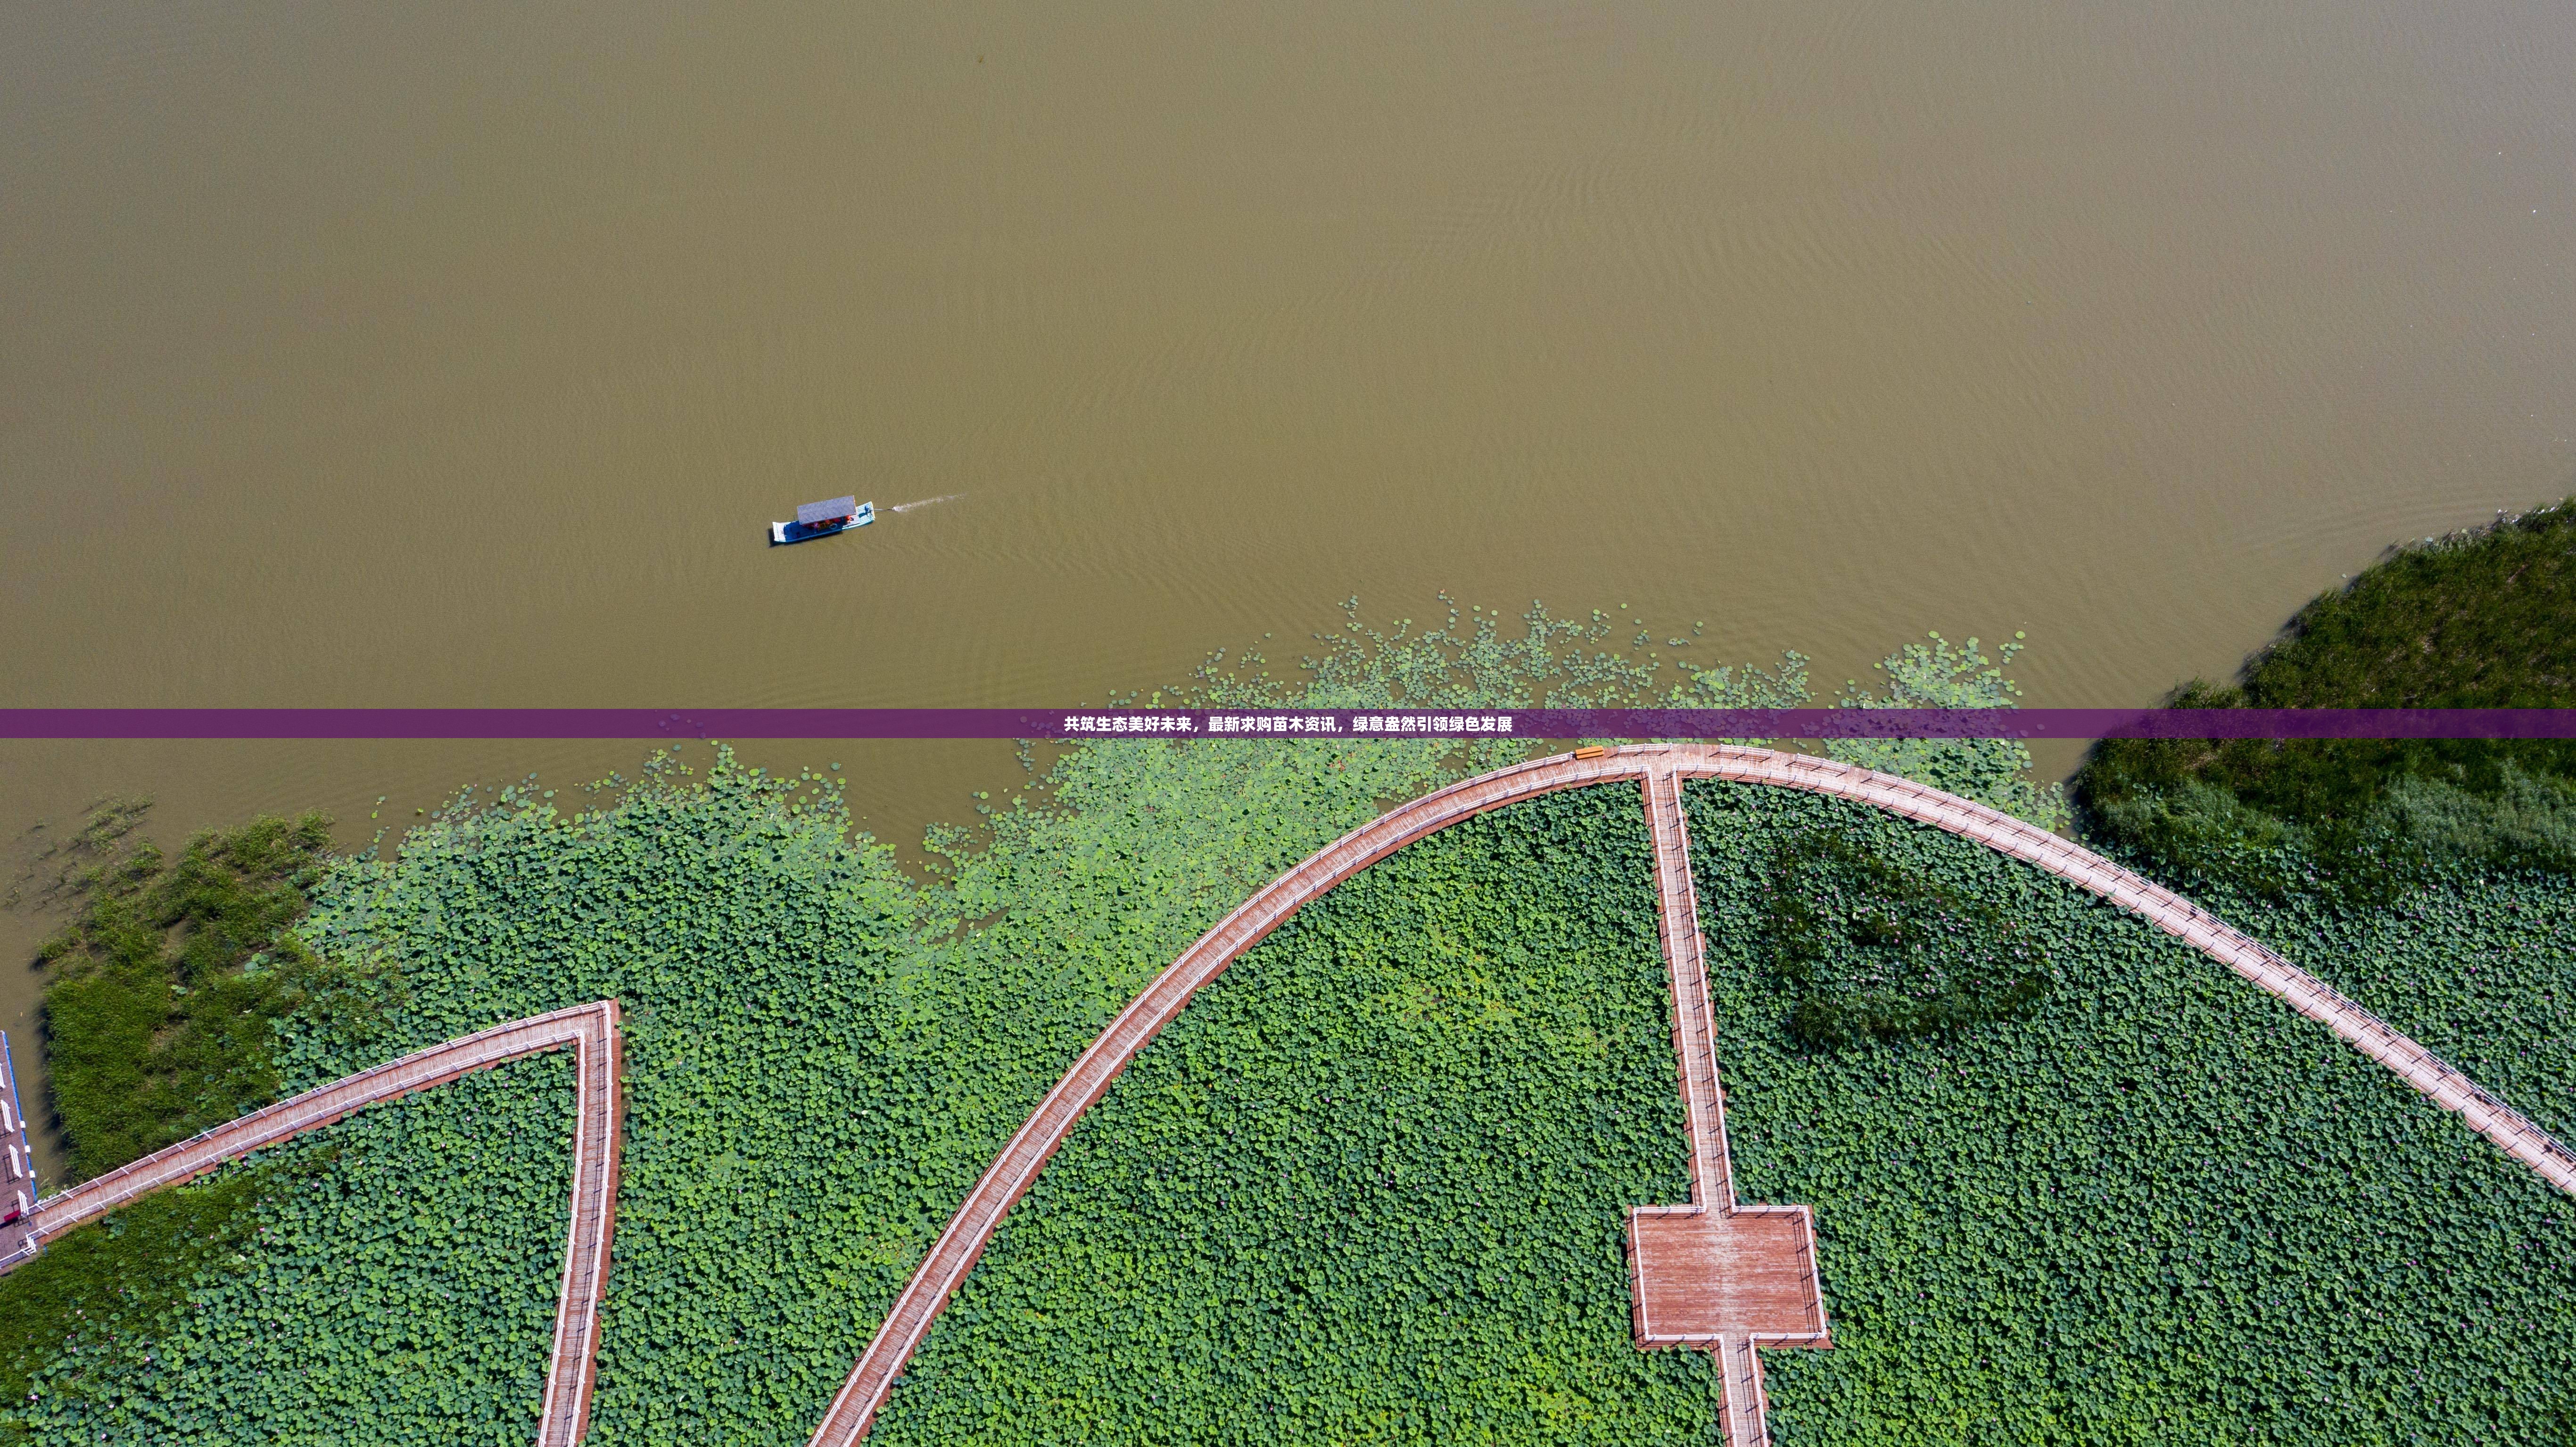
[808,742,2576,1446]
[9,1002,625,1447]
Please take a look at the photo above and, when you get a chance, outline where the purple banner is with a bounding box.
[4,707,2576,740]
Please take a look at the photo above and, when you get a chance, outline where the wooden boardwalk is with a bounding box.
[807,742,2576,1447]
[1634,764,1827,1447]
[8,744,2563,1447]
[8,1002,625,1447]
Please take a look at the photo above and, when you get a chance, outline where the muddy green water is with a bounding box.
[4,1,2573,1179]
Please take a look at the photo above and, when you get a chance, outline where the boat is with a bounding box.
[770,496,875,545]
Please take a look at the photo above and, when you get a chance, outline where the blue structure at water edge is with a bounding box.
[0,1030,35,1264]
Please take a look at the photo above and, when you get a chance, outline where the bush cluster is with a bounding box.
[1760,831,2048,1051]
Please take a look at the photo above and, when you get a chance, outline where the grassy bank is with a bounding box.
[35,810,381,1180]
[3,812,392,1436]
[2076,499,2576,897]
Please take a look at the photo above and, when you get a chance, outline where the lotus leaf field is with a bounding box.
[1686,780,2576,1444]
[17,1060,575,1443]
[13,733,1483,1443]
[868,785,1717,1445]
[6,605,2574,1443]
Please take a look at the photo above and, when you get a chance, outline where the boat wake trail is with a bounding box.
[890,493,963,514]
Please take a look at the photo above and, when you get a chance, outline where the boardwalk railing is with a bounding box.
[806,742,2576,1447]
[14,1002,625,1447]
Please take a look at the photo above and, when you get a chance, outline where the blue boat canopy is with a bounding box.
[796,496,859,526]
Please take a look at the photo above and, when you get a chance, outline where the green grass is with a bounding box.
[2076,498,2576,895]
[36,810,383,1181]
[0,811,393,1434]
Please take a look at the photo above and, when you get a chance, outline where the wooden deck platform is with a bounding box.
[1627,1206,1829,1345]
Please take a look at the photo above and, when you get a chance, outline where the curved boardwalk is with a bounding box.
[13,1002,625,1447]
[1701,746,2576,1197]
[809,743,2576,1447]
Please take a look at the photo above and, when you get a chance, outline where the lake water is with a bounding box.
[4,0,2572,1177]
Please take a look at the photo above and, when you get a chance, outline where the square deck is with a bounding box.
[1627,1205,1830,1348]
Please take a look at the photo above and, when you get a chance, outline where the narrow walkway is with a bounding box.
[9,1002,625,1447]
[1633,764,1828,1447]
[808,742,2576,1447]
[1643,767,1736,1209]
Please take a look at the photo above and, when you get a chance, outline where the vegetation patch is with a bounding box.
[0,1168,270,1427]
[1825,633,2068,831]
[1690,779,2576,1446]
[1762,830,2048,1051]
[2,810,399,1427]
[871,785,1716,1447]
[2203,859,2576,1149]
[0,604,2084,1442]
[2077,498,2576,896]
[36,810,385,1181]
[7,736,1487,1445]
